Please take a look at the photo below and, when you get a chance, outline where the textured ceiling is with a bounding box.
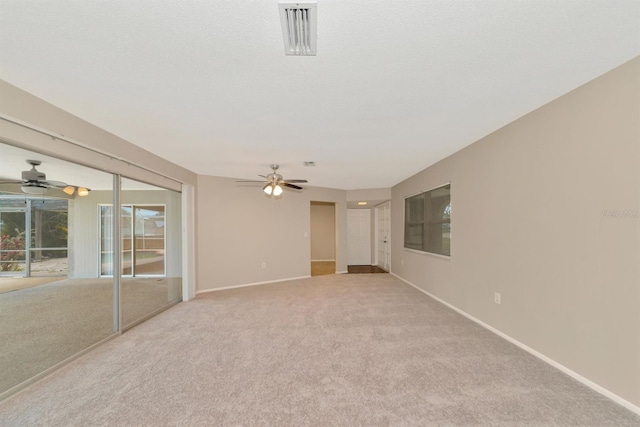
[1,1,639,190]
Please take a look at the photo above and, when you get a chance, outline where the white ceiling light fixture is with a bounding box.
[279,2,317,56]
[21,184,47,195]
[263,183,284,196]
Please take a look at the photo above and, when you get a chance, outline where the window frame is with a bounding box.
[403,182,451,257]
[98,203,167,277]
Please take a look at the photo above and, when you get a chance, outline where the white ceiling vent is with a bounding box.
[279,2,317,56]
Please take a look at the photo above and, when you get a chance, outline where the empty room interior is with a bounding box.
[0,1,639,425]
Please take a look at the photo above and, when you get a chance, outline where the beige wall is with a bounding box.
[197,177,347,291]
[391,57,640,407]
[310,202,336,261]
[346,188,391,201]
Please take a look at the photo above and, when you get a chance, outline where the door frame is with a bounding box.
[374,201,391,271]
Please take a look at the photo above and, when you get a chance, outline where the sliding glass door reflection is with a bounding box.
[120,178,181,329]
[1,143,185,398]
[120,205,165,276]
[0,143,115,396]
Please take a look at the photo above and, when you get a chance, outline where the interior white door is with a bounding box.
[376,202,391,271]
[347,209,371,265]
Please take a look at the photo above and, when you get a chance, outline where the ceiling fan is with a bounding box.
[0,160,91,196]
[236,164,307,196]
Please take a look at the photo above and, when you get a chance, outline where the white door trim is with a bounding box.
[375,201,391,271]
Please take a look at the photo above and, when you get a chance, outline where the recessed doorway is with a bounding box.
[310,201,336,276]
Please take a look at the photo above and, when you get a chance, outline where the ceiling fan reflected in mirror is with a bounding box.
[0,160,91,197]
[236,164,307,196]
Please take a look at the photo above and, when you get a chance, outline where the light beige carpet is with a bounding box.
[0,277,181,393]
[0,276,65,294]
[0,274,638,426]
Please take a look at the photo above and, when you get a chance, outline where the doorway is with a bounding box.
[310,201,336,276]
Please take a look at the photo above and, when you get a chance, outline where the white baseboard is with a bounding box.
[390,272,640,416]
[196,275,311,295]
[311,259,336,262]
[336,270,348,274]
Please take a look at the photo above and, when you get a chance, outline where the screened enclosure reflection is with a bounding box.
[0,202,26,273]
[0,198,69,276]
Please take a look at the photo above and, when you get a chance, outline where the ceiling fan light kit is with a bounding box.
[61,185,90,197]
[237,164,308,197]
[0,160,91,197]
[263,183,284,196]
[20,184,47,195]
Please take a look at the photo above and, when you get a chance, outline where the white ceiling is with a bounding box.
[1,1,638,190]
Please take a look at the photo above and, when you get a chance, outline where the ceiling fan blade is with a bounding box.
[283,183,303,190]
[41,180,68,188]
[258,174,269,179]
[283,179,308,183]
[0,180,24,184]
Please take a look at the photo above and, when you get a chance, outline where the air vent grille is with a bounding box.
[279,3,317,56]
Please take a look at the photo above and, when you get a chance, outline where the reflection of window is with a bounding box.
[99,205,114,276]
[404,184,451,256]
[100,204,165,276]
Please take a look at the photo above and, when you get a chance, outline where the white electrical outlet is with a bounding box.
[494,292,501,305]
[261,262,266,269]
